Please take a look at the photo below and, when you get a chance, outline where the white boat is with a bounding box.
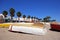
[8,23,47,35]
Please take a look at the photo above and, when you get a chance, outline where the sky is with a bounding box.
[0,0,60,22]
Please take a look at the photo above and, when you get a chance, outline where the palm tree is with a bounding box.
[27,15,31,22]
[9,8,15,22]
[33,17,36,22]
[2,11,8,22]
[45,16,51,22]
[17,12,22,22]
[43,16,51,22]
[22,15,26,21]
[2,11,8,18]
[35,17,39,22]
[27,15,30,18]
[42,18,47,22]
[31,16,34,22]
[31,16,34,19]
[38,18,42,22]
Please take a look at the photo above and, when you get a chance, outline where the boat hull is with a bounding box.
[51,24,60,30]
[8,25,47,35]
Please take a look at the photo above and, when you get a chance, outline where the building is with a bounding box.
[0,14,4,23]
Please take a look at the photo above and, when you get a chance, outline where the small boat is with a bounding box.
[8,23,47,35]
[51,22,60,30]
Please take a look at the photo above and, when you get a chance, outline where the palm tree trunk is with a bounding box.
[18,17,20,22]
[11,16,13,22]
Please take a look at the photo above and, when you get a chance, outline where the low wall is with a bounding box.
[0,23,44,28]
[0,23,11,28]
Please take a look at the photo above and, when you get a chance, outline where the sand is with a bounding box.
[0,28,60,40]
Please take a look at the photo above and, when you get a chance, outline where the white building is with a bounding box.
[0,14,4,23]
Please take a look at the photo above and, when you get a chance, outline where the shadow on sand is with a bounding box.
[8,30,35,35]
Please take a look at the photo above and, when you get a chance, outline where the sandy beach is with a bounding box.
[0,28,60,40]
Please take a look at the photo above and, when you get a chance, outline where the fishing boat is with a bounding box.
[50,22,60,30]
[8,23,47,35]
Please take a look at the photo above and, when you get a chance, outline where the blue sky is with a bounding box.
[0,0,60,22]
